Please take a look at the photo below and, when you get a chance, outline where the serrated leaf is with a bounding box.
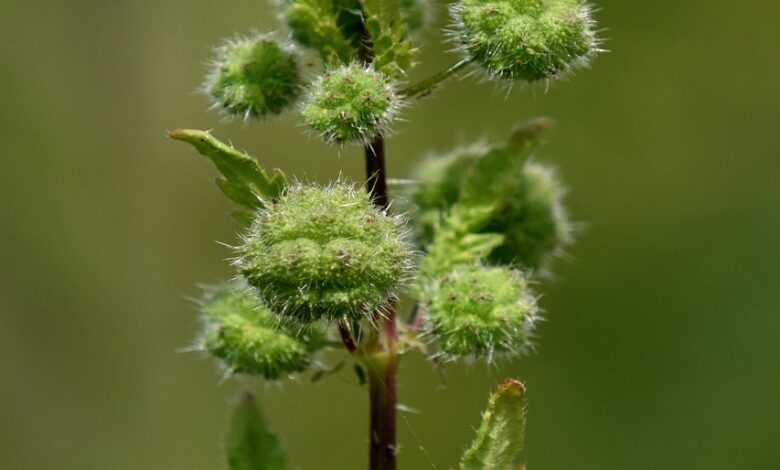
[169,129,287,215]
[460,379,527,470]
[420,204,504,279]
[226,393,287,470]
[359,0,413,76]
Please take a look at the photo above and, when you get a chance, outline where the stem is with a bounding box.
[400,59,473,99]
[367,352,398,470]
[338,322,357,354]
[365,135,398,470]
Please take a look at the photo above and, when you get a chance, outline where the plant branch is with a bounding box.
[400,59,473,99]
[364,134,399,470]
[364,133,399,470]
[338,322,358,354]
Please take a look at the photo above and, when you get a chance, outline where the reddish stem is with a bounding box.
[364,135,398,470]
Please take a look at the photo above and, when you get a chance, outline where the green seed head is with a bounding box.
[238,181,413,323]
[301,64,401,144]
[204,34,303,119]
[199,283,323,380]
[426,265,538,361]
[411,144,572,272]
[452,0,600,82]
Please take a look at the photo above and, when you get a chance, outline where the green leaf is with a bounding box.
[359,0,413,76]
[420,204,504,279]
[459,118,552,206]
[169,129,287,216]
[226,393,287,470]
[460,379,527,470]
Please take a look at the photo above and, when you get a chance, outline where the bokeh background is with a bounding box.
[2,1,779,469]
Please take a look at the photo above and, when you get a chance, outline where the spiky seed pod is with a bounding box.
[204,35,303,119]
[199,284,324,379]
[411,144,572,272]
[452,0,599,82]
[238,181,413,323]
[426,265,538,361]
[301,64,401,144]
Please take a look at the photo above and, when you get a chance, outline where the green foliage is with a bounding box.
[238,181,413,323]
[200,283,324,379]
[169,0,603,466]
[411,119,572,272]
[282,0,358,64]
[226,393,287,470]
[204,35,303,118]
[169,129,287,222]
[419,204,505,280]
[360,0,415,76]
[460,379,527,469]
[453,0,600,81]
[302,63,401,144]
[426,265,538,360]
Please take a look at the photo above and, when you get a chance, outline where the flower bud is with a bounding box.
[301,64,401,144]
[239,182,413,323]
[452,0,600,82]
[199,283,323,379]
[204,35,302,119]
[426,265,538,360]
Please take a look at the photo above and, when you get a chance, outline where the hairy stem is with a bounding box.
[400,59,473,99]
[364,135,398,470]
[367,351,398,470]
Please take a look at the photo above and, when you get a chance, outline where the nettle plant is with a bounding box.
[170,1,601,469]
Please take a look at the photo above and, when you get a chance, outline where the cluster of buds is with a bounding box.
[175,0,600,379]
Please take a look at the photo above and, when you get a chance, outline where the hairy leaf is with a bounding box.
[226,393,287,470]
[359,0,414,75]
[420,204,504,279]
[460,118,551,205]
[460,379,527,470]
[169,129,287,218]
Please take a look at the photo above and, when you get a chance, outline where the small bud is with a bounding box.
[239,181,413,323]
[426,265,538,361]
[199,283,323,379]
[301,64,401,144]
[204,34,303,119]
[452,0,600,82]
[411,144,572,272]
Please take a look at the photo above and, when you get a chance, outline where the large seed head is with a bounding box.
[239,182,413,323]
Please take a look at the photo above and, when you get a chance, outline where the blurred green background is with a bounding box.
[2,1,778,469]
